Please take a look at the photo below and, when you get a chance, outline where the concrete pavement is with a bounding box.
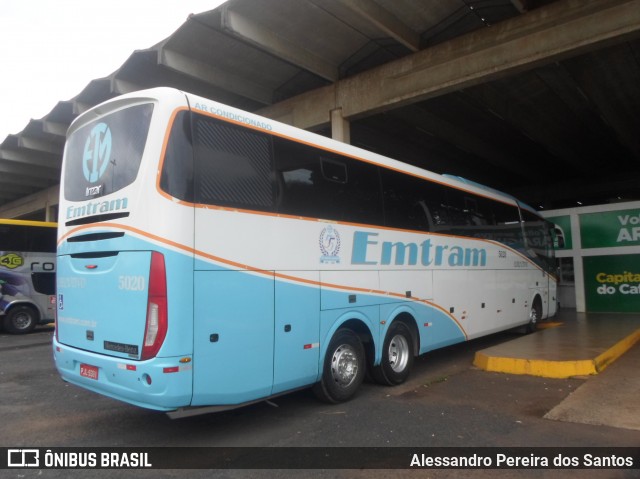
[474,310,640,432]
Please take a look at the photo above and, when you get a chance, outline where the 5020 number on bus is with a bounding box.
[118,275,146,291]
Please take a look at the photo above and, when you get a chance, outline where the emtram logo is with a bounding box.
[319,225,341,264]
[82,122,112,183]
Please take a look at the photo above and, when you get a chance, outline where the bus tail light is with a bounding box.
[141,252,168,360]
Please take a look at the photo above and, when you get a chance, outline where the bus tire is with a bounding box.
[526,298,542,334]
[313,328,365,404]
[372,321,414,386]
[4,305,38,334]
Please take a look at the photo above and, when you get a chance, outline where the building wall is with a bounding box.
[542,201,640,313]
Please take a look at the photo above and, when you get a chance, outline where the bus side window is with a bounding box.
[274,138,331,219]
[193,116,275,212]
[381,168,448,233]
[336,156,382,225]
[408,202,430,231]
[160,111,194,202]
[274,138,382,225]
[491,202,523,247]
[520,211,555,272]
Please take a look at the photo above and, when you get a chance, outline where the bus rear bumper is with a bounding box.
[53,338,192,411]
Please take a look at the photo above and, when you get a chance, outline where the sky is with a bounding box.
[0,0,226,142]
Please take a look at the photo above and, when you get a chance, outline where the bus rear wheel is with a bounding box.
[313,328,365,403]
[4,305,38,334]
[372,321,414,386]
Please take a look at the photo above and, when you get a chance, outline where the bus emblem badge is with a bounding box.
[319,225,341,264]
[82,122,112,183]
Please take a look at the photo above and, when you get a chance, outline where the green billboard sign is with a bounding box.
[584,254,640,312]
[580,208,640,248]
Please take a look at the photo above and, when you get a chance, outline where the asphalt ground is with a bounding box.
[1,321,639,479]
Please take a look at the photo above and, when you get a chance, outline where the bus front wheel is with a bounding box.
[372,321,414,386]
[526,298,542,334]
[4,305,38,334]
[313,329,365,403]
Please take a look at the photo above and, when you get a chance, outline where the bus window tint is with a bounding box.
[275,140,332,219]
[274,138,382,225]
[194,115,274,211]
[63,104,153,201]
[492,201,524,249]
[521,210,555,272]
[443,189,523,247]
[160,111,194,202]
[381,168,448,232]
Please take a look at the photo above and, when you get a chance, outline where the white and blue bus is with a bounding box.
[54,88,557,417]
[1,219,57,334]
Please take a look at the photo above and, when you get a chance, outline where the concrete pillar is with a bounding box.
[45,203,56,223]
[330,108,351,144]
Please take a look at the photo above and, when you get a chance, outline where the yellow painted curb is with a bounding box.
[536,322,563,330]
[473,328,640,379]
[594,328,640,373]
[473,353,597,378]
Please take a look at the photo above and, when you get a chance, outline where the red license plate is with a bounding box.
[80,363,99,380]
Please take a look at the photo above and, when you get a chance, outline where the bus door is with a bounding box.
[545,221,558,316]
[536,221,557,318]
[519,205,557,318]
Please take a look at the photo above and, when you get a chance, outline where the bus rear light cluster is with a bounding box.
[141,252,168,360]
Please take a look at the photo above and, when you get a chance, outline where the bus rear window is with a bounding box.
[63,104,154,201]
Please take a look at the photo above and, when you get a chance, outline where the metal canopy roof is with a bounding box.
[2,0,640,216]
